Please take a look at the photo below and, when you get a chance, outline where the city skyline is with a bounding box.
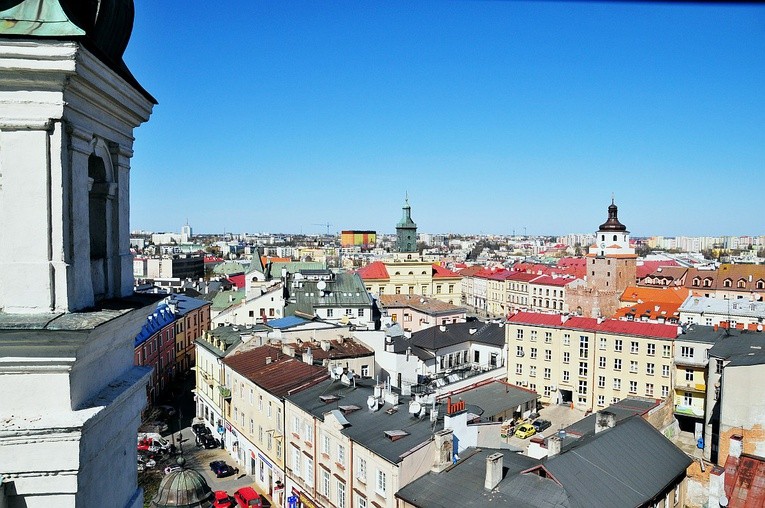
[125,1,764,236]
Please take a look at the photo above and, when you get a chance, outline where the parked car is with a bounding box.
[192,423,211,437]
[514,423,537,439]
[233,487,263,507]
[532,419,552,433]
[209,460,238,478]
[198,433,220,449]
[212,491,235,508]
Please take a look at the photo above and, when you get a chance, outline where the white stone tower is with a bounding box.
[0,2,158,507]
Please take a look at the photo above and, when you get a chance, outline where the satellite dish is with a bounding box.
[340,374,350,386]
[334,366,344,376]
[317,280,327,290]
[367,396,377,410]
[409,401,422,415]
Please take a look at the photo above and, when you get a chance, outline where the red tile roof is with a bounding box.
[356,261,389,280]
[432,264,461,279]
[636,260,681,279]
[619,286,689,305]
[223,345,330,397]
[507,311,679,339]
[456,265,485,277]
[529,274,579,287]
[228,274,246,289]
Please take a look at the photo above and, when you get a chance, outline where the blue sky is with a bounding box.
[124,1,764,237]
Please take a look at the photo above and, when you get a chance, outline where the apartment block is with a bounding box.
[506,312,678,411]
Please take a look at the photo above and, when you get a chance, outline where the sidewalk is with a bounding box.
[176,426,276,507]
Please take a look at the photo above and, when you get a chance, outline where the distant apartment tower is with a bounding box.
[341,230,376,250]
[181,222,193,243]
[567,200,637,317]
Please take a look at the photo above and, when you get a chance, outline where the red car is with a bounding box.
[212,490,235,508]
[233,487,263,507]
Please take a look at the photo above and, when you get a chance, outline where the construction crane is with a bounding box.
[312,222,333,236]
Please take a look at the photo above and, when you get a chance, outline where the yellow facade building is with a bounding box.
[357,260,461,305]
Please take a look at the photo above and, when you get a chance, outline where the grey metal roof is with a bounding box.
[558,397,660,449]
[676,324,727,344]
[448,381,539,420]
[286,272,371,317]
[409,321,506,351]
[396,416,691,508]
[679,295,765,319]
[544,417,691,508]
[708,329,765,362]
[395,448,563,508]
[287,378,443,464]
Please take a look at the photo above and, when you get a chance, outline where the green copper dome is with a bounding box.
[150,467,213,508]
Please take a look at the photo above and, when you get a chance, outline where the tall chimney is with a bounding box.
[484,452,504,490]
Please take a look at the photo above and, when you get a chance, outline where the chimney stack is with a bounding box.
[729,434,743,459]
[595,411,616,433]
[484,452,504,490]
[547,435,562,457]
[432,429,453,473]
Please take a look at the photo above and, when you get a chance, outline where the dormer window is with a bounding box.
[757,280,765,290]
[703,278,712,288]
[692,277,700,287]
[723,279,732,288]
[737,279,746,289]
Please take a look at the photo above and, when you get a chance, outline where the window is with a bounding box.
[322,470,330,496]
[345,308,353,316]
[517,329,524,340]
[645,383,654,397]
[597,395,605,407]
[545,332,552,343]
[723,278,732,288]
[543,385,551,397]
[358,308,364,317]
[685,369,694,382]
[681,346,694,359]
[647,343,655,356]
[531,330,537,342]
[327,308,334,317]
[563,333,571,346]
[579,336,589,358]
[293,447,301,476]
[563,351,570,364]
[249,388,254,405]
[516,364,523,375]
[337,481,346,508]
[530,366,536,377]
[599,337,607,350]
[598,375,605,388]
[716,359,724,374]
[663,345,671,358]
[267,401,272,418]
[563,370,570,382]
[250,418,254,435]
[599,356,606,368]
[305,457,313,484]
[376,470,387,495]
[614,359,622,371]
[614,339,622,352]
[613,378,621,390]
[544,368,551,379]
[629,381,638,394]
[662,385,669,398]
[646,363,654,375]
[258,395,263,412]
[358,496,367,508]
[530,348,537,359]
[630,341,639,354]
[578,380,587,395]
[630,361,638,374]
[361,365,369,377]
[545,349,552,361]
[357,457,367,482]
[662,365,670,377]
[579,362,588,377]
[259,425,263,443]
[322,434,330,455]
[337,444,346,466]
[305,422,314,443]
[516,346,524,357]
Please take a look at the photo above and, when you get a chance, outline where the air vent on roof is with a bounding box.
[320,395,340,403]
[339,405,360,414]
[385,407,398,415]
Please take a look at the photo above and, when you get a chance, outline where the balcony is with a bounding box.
[219,386,231,399]
[675,382,706,394]
[674,403,704,418]
[674,357,708,368]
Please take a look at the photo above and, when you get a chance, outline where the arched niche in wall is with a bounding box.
[87,137,118,301]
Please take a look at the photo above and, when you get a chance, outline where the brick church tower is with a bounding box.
[567,199,637,317]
